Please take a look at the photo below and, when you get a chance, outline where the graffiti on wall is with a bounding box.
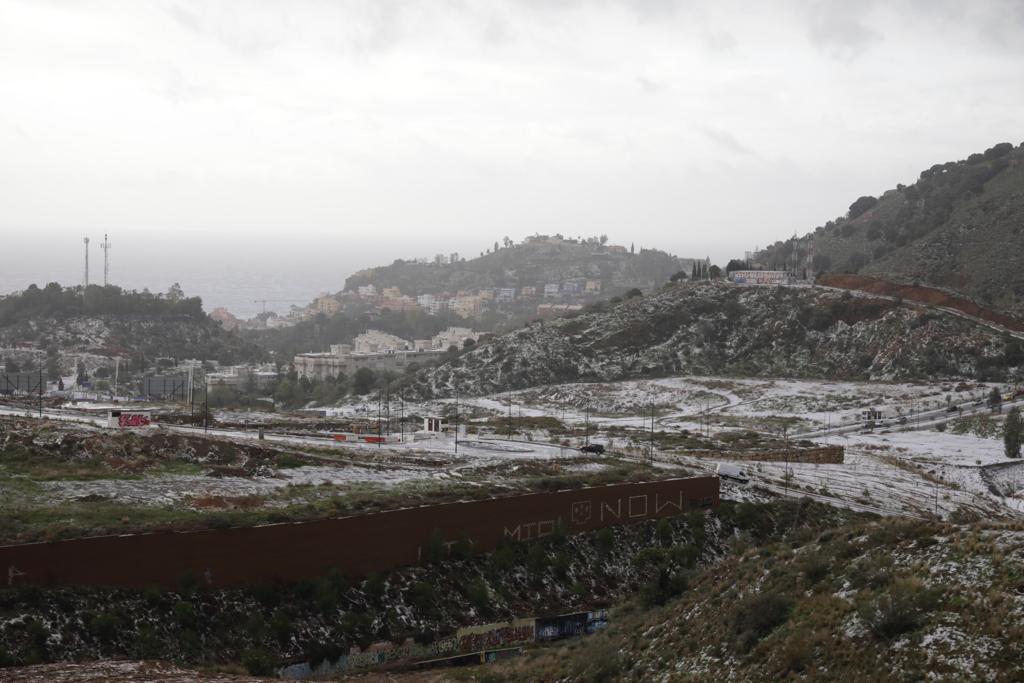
[503,488,707,542]
[118,413,150,428]
[456,618,535,654]
[0,476,719,589]
[278,613,601,680]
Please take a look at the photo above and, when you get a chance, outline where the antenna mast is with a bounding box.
[101,234,112,286]
[83,237,90,288]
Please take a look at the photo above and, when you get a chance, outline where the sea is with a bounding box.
[0,237,386,320]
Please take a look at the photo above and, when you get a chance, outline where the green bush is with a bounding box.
[731,592,793,653]
[466,579,492,616]
[596,527,615,557]
[801,553,830,585]
[172,600,198,629]
[409,581,437,612]
[242,647,277,676]
[87,611,122,645]
[856,577,940,640]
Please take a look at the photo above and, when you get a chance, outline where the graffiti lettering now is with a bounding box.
[599,491,685,522]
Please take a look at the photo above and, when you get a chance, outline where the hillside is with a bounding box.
[404,281,1022,398]
[484,515,1024,682]
[758,141,1024,314]
[343,235,689,297]
[0,284,259,364]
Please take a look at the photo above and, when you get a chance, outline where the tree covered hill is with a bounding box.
[343,234,689,296]
[404,280,1021,398]
[0,283,259,363]
[758,141,1024,314]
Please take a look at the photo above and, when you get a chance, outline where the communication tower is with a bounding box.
[83,237,90,288]
[101,233,112,286]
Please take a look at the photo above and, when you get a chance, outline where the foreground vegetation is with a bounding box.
[0,500,858,674]
[475,515,1024,682]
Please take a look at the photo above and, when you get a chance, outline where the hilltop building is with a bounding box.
[313,294,341,316]
[293,327,477,381]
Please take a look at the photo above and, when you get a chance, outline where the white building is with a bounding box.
[356,284,377,298]
[543,283,561,298]
[432,326,479,350]
[353,330,410,354]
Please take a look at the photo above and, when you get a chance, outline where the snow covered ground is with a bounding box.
[331,376,1000,437]
[7,375,1024,520]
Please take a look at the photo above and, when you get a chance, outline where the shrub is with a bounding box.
[801,553,830,585]
[527,544,548,578]
[777,628,813,674]
[732,592,793,653]
[466,579,492,616]
[856,577,940,640]
[87,611,122,645]
[596,527,615,557]
[172,600,198,629]
[641,567,690,607]
[363,572,386,598]
[242,647,277,676]
[409,581,437,612]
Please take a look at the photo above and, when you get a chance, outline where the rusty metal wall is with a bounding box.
[0,476,718,588]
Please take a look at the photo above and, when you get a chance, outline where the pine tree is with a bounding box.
[1005,406,1022,458]
[989,387,1003,414]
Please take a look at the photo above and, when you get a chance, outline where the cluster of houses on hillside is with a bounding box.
[293,327,479,381]
[343,279,604,320]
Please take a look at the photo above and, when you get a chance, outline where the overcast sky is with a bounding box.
[1,0,1023,312]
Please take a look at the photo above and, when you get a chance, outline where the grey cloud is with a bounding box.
[703,30,737,53]
[636,76,666,94]
[702,127,756,157]
[166,3,202,33]
[805,1,883,61]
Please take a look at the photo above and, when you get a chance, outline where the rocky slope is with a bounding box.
[487,516,1024,682]
[758,141,1024,314]
[404,281,1021,398]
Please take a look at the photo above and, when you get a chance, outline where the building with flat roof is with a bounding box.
[294,347,445,381]
[354,330,410,354]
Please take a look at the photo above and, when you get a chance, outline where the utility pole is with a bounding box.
[400,389,404,443]
[508,386,512,440]
[649,405,655,462]
[454,386,459,454]
[585,402,590,446]
[203,375,208,432]
[377,389,382,449]
[783,425,789,496]
[38,363,43,418]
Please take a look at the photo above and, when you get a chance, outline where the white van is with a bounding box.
[715,462,748,483]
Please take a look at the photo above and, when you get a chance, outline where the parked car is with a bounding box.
[896,416,907,425]
[579,443,605,454]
